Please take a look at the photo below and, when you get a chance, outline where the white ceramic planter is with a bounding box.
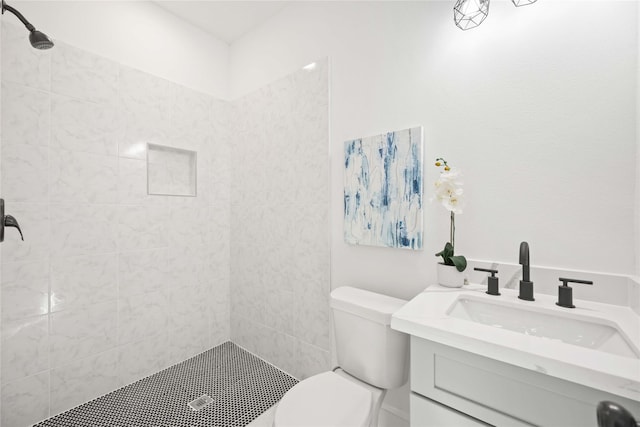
[437,263,467,288]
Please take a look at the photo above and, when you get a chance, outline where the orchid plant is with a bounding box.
[433,158,467,272]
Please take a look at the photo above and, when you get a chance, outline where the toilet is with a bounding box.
[273,286,409,427]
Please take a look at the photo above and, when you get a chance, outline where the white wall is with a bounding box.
[8,1,229,98]
[230,0,639,301]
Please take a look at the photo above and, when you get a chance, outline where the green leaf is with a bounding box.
[450,255,467,272]
[435,242,453,258]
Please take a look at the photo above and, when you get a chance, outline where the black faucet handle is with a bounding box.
[559,277,593,286]
[4,215,23,241]
[474,267,498,276]
[474,267,500,296]
[557,277,593,308]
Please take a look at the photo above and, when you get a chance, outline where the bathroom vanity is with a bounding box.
[391,285,640,427]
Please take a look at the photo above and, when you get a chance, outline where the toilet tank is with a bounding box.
[330,287,409,390]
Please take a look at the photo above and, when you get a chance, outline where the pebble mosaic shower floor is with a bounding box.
[34,342,298,427]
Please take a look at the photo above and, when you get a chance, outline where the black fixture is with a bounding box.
[1,0,54,50]
[556,277,593,309]
[518,241,534,301]
[0,199,23,242]
[596,401,639,427]
[474,267,500,296]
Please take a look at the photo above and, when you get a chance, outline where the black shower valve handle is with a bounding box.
[4,215,23,241]
[0,198,24,242]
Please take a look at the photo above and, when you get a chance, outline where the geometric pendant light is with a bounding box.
[453,0,490,31]
[512,0,537,6]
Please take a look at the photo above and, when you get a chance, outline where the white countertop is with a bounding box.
[391,284,640,402]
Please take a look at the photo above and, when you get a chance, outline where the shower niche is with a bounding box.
[147,143,197,196]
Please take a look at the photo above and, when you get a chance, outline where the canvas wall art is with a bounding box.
[344,126,423,250]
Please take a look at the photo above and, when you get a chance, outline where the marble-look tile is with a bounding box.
[1,372,49,427]
[50,149,118,204]
[50,350,119,416]
[0,203,50,263]
[118,66,175,120]
[256,327,295,377]
[117,333,169,387]
[210,305,230,348]
[230,273,265,326]
[168,243,214,289]
[293,279,331,351]
[1,81,50,147]
[230,314,259,355]
[229,201,266,248]
[51,94,118,155]
[167,204,213,248]
[118,67,174,160]
[1,142,49,202]
[117,205,167,251]
[1,315,49,383]
[51,42,118,105]
[211,271,230,307]
[263,289,294,336]
[210,205,231,269]
[50,253,117,313]
[118,157,166,205]
[292,339,331,381]
[173,86,212,140]
[117,138,149,161]
[167,321,210,367]
[1,22,51,91]
[168,284,210,331]
[1,260,49,322]
[288,203,330,284]
[50,204,117,257]
[118,291,169,345]
[118,248,168,297]
[229,128,267,210]
[50,300,118,368]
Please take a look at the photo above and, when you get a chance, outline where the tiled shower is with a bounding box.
[0,19,329,427]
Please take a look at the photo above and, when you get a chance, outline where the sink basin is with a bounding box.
[447,295,640,359]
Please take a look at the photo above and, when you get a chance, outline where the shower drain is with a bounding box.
[188,394,214,411]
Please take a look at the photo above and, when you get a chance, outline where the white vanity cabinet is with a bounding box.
[409,337,640,427]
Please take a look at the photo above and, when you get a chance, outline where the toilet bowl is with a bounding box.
[274,369,384,427]
[273,287,409,427]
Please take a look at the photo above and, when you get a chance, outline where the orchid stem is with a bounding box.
[450,211,455,250]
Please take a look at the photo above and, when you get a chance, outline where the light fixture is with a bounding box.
[453,0,490,31]
[512,0,537,7]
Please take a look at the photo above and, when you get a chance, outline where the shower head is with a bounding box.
[2,0,54,50]
[28,29,54,50]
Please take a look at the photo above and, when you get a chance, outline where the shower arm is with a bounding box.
[1,0,36,32]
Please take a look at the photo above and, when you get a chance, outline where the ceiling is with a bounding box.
[154,1,289,44]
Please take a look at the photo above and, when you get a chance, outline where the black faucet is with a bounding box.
[518,242,534,301]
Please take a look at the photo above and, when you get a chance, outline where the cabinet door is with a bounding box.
[411,393,490,427]
[411,337,640,427]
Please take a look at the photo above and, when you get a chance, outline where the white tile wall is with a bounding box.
[230,59,330,380]
[0,23,231,427]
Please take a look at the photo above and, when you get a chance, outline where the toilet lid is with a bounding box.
[274,371,372,427]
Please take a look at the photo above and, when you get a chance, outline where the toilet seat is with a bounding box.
[273,371,372,427]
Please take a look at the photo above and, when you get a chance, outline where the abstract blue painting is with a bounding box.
[344,127,423,250]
